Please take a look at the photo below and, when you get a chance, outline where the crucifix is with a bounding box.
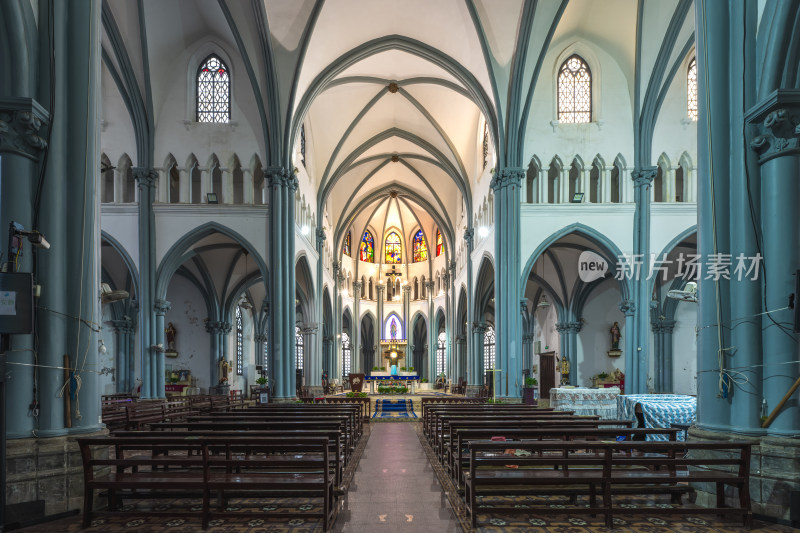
[384,265,401,299]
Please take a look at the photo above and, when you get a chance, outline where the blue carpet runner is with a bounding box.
[372,398,417,418]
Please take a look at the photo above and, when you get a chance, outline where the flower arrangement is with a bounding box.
[524,377,538,387]
[346,391,368,398]
[169,373,179,384]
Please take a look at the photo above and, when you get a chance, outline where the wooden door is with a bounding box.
[539,351,556,400]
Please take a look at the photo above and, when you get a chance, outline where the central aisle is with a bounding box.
[333,423,460,532]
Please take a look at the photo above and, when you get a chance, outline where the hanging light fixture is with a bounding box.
[536,255,550,308]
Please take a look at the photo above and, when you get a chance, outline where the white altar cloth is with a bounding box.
[549,387,621,419]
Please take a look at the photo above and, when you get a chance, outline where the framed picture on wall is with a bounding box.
[178,370,190,382]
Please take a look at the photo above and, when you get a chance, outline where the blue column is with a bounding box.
[444,270,453,380]
[491,168,524,397]
[332,262,343,380]
[464,229,476,385]
[425,281,435,379]
[153,299,171,398]
[749,97,800,434]
[376,283,385,370]
[619,300,635,391]
[630,168,656,394]
[352,281,362,373]
[472,323,486,387]
[312,228,326,386]
[133,168,158,399]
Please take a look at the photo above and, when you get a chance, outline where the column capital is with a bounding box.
[110,319,134,333]
[402,284,412,294]
[522,333,534,342]
[376,283,385,294]
[490,167,525,191]
[472,322,487,334]
[353,280,363,291]
[423,281,435,290]
[520,298,528,315]
[555,322,570,333]
[463,228,474,247]
[618,299,636,316]
[0,97,49,160]
[567,321,583,333]
[267,166,299,190]
[253,333,267,343]
[442,272,451,286]
[133,167,158,189]
[154,298,171,315]
[749,100,800,162]
[631,166,657,189]
[316,228,326,249]
[205,320,231,334]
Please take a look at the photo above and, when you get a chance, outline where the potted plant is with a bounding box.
[256,376,268,387]
[522,376,538,405]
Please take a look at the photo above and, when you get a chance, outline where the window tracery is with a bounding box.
[196,55,230,123]
[557,55,591,123]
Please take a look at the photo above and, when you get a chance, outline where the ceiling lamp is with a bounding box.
[100,283,129,304]
[537,295,551,308]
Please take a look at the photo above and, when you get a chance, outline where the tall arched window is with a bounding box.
[262,333,269,378]
[385,232,401,264]
[557,55,591,123]
[413,230,428,262]
[687,57,698,121]
[343,232,351,256]
[482,121,489,170]
[196,55,230,123]
[359,231,374,262]
[436,229,443,257]
[483,326,496,376]
[436,332,446,376]
[295,325,304,371]
[236,307,243,375]
[341,332,351,377]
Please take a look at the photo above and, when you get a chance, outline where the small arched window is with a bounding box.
[557,55,591,123]
[343,231,351,256]
[385,232,401,264]
[196,55,230,123]
[687,57,698,121]
[436,332,446,376]
[341,332,351,378]
[295,325,304,371]
[413,230,428,262]
[436,229,443,257]
[359,231,374,262]
[483,326,496,376]
[236,306,243,375]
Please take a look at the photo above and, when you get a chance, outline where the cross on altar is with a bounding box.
[384,265,401,284]
[485,367,502,403]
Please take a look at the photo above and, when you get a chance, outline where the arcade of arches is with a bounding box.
[2,0,800,528]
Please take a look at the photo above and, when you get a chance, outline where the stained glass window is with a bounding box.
[236,307,243,375]
[557,55,591,123]
[196,55,230,123]
[436,229,443,257]
[300,124,306,166]
[413,230,428,262]
[359,231,374,262]
[436,332,446,376]
[342,332,351,378]
[262,335,268,378]
[295,325,303,371]
[687,58,698,121]
[385,232,401,264]
[483,326,496,376]
[343,232,351,256]
[482,121,489,170]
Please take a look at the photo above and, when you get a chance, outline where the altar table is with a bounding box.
[617,394,696,441]
[549,387,621,419]
[365,375,420,394]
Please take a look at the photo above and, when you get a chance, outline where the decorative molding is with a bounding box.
[0,97,49,160]
[750,107,800,163]
[152,204,270,217]
[153,299,172,315]
[618,299,636,316]
[205,320,231,334]
[631,166,657,189]
[463,228,474,247]
[267,166,298,190]
[490,167,525,191]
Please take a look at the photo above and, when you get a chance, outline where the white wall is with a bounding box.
[164,275,212,392]
[99,305,116,395]
[575,280,626,386]
[672,302,697,395]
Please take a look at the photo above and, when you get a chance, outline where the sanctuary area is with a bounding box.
[0,0,799,531]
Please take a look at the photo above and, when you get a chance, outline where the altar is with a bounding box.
[549,387,621,419]
[617,394,696,441]
[365,374,420,394]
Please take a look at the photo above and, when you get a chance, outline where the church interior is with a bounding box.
[1,0,799,531]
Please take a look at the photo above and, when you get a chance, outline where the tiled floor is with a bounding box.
[332,422,461,532]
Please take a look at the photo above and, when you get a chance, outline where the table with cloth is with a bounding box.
[617,394,696,441]
[549,387,621,419]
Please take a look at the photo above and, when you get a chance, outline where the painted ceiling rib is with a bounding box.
[221,248,246,301]
[397,159,456,233]
[505,0,536,165]
[352,197,388,278]
[136,0,155,165]
[284,0,326,164]
[175,265,214,317]
[191,255,220,312]
[251,0,281,162]
[396,195,437,274]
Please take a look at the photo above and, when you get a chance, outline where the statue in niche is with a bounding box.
[390,317,398,340]
[219,358,232,384]
[610,322,621,350]
[165,322,177,352]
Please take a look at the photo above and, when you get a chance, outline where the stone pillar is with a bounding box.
[749,101,800,434]
[322,335,332,377]
[471,323,486,387]
[312,228,326,387]
[205,321,224,387]
[111,319,133,393]
[267,167,296,399]
[352,281,362,374]
[629,168,656,394]
[425,281,435,379]
[491,168,524,397]
[332,262,342,380]
[153,299,171,398]
[618,300,635,391]
[448,261,457,378]
[132,167,157,399]
[464,229,475,384]
[443,270,452,380]
[651,319,676,393]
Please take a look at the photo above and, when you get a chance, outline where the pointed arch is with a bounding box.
[557,54,592,123]
[359,230,374,262]
[196,54,230,123]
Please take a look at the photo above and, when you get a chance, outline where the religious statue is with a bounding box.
[219,358,232,384]
[165,322,177,352]
[560,356,570,385]
[390,317,398,340]
[610,322,621,350]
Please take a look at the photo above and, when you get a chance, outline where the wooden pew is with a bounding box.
[464,440,752,529]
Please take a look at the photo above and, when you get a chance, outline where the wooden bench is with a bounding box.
[321,397,371,420]
[422,405,556,438]
[464,440,752,529]
[78,435,336,530]
[420,397,484,419]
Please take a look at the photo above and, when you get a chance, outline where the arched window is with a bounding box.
[385,232,401,264]
[236,307,243,375]
[483,326,496,376]
[413,230,428,262]
[436,332,446,376]
[262,333,269,378]
[196,55,230,123]
[343,232,351,256]
[687,57,698,121]
[557,55,591,123]
[295,325,304,371]
[359,231,374,262]
[482,121,489,170]
[300,124,306,167]
[436,229,443,257]
[341,332,351,378]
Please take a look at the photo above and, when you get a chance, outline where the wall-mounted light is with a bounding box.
[571,192,585,203]
[301,225,310,236]
[98,339,108,355]
[478,226,489,238]
[206,193,219,204]
[341,288,349,298]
